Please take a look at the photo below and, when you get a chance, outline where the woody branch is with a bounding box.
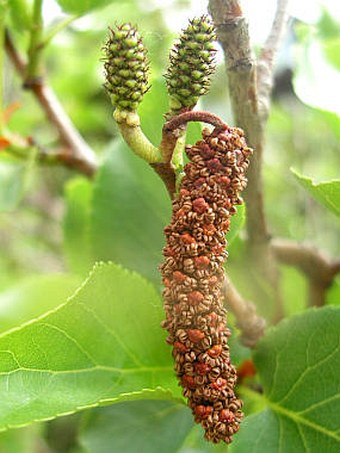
[209,0,339,318]
[5,30,97,177]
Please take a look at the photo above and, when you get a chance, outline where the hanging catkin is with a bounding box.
[160,126,252,443]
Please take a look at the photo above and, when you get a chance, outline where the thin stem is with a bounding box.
[208,0,267,246]
[43,14,80,47]
[5,30,97,176]
[150,162,177,200]
[272,238,340,307]
[113,109,177,198]
[164,110,228,133]
[208,0,288,322]
[257,0,290,120]
[161,110,228,164]
[223,275,266,348]
[26,0,43,85]
[157,110,230,199]
[113,109,162,164]
[6,132,96,175]
[171,128,186,169]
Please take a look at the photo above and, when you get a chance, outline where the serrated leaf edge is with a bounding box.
[0,387,183,433]
[0,261,160,339]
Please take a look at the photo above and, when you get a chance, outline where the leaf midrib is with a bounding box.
[241,386,340,442]
[0,364,174,377]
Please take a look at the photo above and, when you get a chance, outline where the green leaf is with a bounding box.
[227,204,245,245]
[280,265,307,317]
[0,425,42,453]
[139,77,168,146]
[0,263,178,431]
[232,307,340,452]
[0,157,35,212]
[179,424,226,453]
[56,0,116,15]
[293,39,340,116]
[63,177,93,275]
[291,168,340,217]
[327,279,340,306]
[91,140,170,282]
[8,0,31,30]
[79,400,193,453]
[323,37,340,71]
[138,77,203,160]
[0,274,81,333]
[186,121,203,145]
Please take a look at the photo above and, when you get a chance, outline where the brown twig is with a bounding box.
[208,0,287,322]
[272,238,340,307]
[223,275,266,348]
[5,30,97,177]
[149,162,177,200]
[163,110,228,134]
[208,0,290,245]
[2,133,96,176]
[208,0,267,248]
[161,110,228,163]
[157,111,230,199]
[257,0,290,120]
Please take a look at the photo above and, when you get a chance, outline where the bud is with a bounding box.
[103,24,149,111]
[165,16,216,113]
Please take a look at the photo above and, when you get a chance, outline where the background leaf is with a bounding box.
[293,37,340,116]
[0,263,179,431]
[232,307,340,452]
[178,424,227,453]
[91,140,170,283]
[0,274,81,333]
[280,265,307,317]
[56,0,117,15]
[8,0,31,31]
[139,78,168,146]
[79,400,193,453]
[327,279,340,306]
[227,204,246,246]
[0,158,35,212]
[0,425,43,453]
[291,168,340,217]
[63,177,93,275]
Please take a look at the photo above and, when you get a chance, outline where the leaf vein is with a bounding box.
[276,339,339,405]
[297,393,340,416]
[0,349,22,368]
[39,322,99,367]
[296,421,311,452]
[77,302,145,368]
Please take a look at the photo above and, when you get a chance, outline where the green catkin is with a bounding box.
[160,126,252,443]
[165,16,216,114]
[103,24,149,111]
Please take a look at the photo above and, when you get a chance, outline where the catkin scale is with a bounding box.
[160,126,252,443]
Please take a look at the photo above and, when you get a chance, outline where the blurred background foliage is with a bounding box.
[2,0,339,300]
[0,0,339,451]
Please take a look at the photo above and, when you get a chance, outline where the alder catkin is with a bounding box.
[165,16,216,113]
[160,126,252,443]
[103,24,149,111]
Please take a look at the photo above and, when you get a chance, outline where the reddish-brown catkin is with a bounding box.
[160,126,252,443]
